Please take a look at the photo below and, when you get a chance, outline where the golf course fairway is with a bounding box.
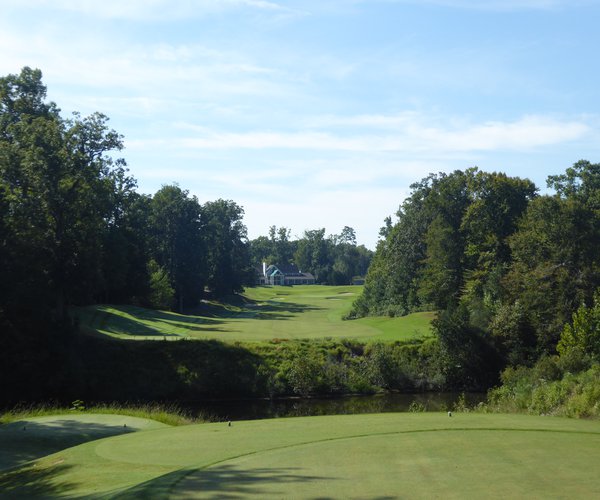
[75,286,434,342]
[2,412,600,498]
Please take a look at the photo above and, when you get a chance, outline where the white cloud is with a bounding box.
[0,22,293,120]
[419,116,589,151]
[161,115,590,153]
[2,0,299,21]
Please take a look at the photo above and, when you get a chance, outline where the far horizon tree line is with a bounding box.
[249,225,373,285]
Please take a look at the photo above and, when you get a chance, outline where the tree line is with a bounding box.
[250,225,372,285]
[349,163,600,388]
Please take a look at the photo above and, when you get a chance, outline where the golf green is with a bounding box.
[2,412,600,498]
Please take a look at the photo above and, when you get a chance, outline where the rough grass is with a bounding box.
[2,412,600,498]
[74,285,433,342]
[0,403,199,427]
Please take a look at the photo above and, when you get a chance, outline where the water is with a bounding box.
[184,392,486,421]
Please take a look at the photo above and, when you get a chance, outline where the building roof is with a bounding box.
[264,264,314,279]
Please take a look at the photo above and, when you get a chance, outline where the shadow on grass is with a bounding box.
[194,297,323,322]
[128,307,223,326]
[0,419,136,470]
[175,464,335,498]
[117,464,338,499]
[80,294,325,339]
[0,462,77,498]
[90,307,226,337]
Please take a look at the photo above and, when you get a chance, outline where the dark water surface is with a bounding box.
[183,392,486,421]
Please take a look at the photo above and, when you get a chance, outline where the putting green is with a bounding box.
[3,413,600,498]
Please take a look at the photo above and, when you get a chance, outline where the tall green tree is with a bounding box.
[417,170,473,309]
[100,173,152,304]
[294,228,332,282]
[505,162,600,353]
[0,67,125,319]
[269,225,295,266]
[150,184,205,311]
[460,171,537,328]
[328,227,371,285]
[557,290,600,361]
[202,199,253,296]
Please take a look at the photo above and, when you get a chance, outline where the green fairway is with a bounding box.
[75,285,434,342]
[2,412,600,498]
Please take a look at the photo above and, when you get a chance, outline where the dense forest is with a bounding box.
[348,162,600,399]
[0,68,259,319]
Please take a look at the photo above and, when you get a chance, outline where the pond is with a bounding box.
[184,392,487,421]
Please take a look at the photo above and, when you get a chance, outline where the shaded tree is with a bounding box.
[203,199,253,296]
[100,171,152,303]
[0,67,125,319]
[150,184,205,311]
[294,228,332,282]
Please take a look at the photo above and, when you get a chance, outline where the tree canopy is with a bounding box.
[0,67,255,328]
[349,163,600,385]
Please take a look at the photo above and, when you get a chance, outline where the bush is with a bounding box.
[485,360,600,418]
[148,260,175,310]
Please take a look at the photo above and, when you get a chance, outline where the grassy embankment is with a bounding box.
[2,411,600,498]
[75,285,434,343]
[67,286,440,399]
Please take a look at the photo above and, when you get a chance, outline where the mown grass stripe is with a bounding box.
[165,425,600,496]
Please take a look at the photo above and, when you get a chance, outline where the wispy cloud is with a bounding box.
[2,0,301,21]
[0,24,293,119]
[368,0,590,11]
[154,115,589,153]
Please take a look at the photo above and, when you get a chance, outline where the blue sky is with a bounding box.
[2,0,600,248]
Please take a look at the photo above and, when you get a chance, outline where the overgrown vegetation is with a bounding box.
[0,335,449,406]
[484,292,600,417]
[486,360,600,418]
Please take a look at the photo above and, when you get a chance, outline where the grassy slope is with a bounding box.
[75,285,434,342]
[2,412,600,498]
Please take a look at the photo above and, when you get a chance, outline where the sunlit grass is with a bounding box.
[3,412,600,498]
[74,285,433,342]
